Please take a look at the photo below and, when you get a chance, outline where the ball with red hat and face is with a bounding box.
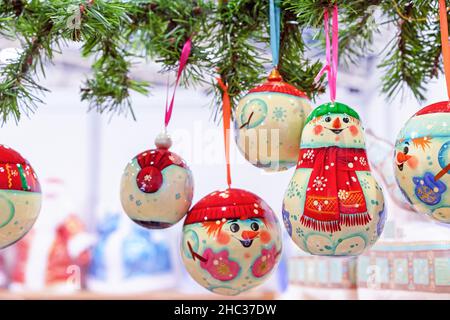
[394,101,450,223]
[0,145,41,249]
[120,134,194,229]
[181,188,282,296]
[234,69,313,172]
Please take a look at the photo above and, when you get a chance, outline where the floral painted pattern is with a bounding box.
[282,204,292,236]
[200,248,240,281]
[251,245,278,278]
[376,203,387,236]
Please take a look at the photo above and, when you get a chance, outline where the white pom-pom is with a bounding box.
[155,131,172,149]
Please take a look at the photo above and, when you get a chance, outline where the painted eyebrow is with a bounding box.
[228,219,238,223]
[405,141,410,145]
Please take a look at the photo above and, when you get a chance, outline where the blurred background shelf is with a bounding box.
[0,290,276,300]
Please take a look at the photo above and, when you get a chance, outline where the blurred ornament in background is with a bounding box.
[283,102,386,256]
[394,101,450,224]
[8,178,93,292]
[234,69,312,172]
[181,188,282,296]
[120,132,194,229]
[88,213,178,293]
[0,145,41,249]
[365,129,415,211]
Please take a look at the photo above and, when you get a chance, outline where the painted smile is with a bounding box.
[326,127,345,135]
[232,235,255,248]
[239,239,254,248]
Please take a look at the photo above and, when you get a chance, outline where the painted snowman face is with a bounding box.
[234,74,312,172]
[181,188,282,296]
[394,101,450,223]
[301,113,365,149]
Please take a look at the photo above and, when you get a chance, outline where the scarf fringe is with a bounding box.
[340,212,371,227]
[300,212,372,232]
[300,215,341,233]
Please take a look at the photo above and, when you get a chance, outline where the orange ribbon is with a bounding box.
[439,0,450,99]
[216,78,232,188]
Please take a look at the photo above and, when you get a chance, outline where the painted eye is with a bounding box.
[250,222,259,231]
[325,116,332,123]
[403,146,409,154]
[230,223,240,233]
[343,117,349,123]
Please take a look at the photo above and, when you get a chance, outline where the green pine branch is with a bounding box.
[0,0,449,124]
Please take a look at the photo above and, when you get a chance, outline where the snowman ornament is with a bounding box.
[181,188,282,296]
[120,133,194,229]
[394,101,450,223]
[282,102,386,256]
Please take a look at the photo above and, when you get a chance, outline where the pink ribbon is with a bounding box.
[315,5,339,102]
[164,38,192,127]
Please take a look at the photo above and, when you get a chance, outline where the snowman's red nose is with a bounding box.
[136,166,163,193]
[332,117,341,129]
[241,230,259,240]
[396,152,412,164]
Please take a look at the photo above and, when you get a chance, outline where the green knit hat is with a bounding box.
[305,102,360,124]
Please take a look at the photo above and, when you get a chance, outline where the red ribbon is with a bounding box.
[164,38,192,127]
[216,78,232,188]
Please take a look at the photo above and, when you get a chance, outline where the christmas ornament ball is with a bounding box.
[282,102,386,256]
[234,69,313,172]
[181,188,282,296]
[0,144,41,249]
[394,101,450,223]
[120,134,194,229]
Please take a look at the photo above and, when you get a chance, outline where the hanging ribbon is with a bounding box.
[315,5,339,102]
[269,0,281,67]
[164,38,192,128]
[439,0,450,100]
[216,78,232,188]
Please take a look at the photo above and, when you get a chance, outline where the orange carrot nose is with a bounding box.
[396,151,412,164]
[241,230,259,240]
[332,117,341,129]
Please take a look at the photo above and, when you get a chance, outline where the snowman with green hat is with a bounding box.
[282,102,386,256]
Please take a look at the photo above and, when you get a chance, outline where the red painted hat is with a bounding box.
[184,188,272,225]
[0,145,41,193]
[135,148,188,193]
[249,69,308,99]
[415,100,450,116]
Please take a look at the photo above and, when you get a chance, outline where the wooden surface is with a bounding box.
[0,289,276,300]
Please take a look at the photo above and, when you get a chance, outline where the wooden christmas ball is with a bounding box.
[120,135,194,229]
[181,188,282,296]
[282,102,386,256]
[0,145,41,249]
[394,101,450,223]
[234,69,313,172]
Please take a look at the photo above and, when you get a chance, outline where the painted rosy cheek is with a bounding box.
[349,125,359,137]
[407,156,419,169]
[313,125,323,135]
[259,230,272,244]
[217,231,231,245]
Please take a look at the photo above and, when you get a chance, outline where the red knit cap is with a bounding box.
[134,148,188,193]
[249,69,308,99]
[184,188,273,225]
[0,145,41,193]
[415,101,450,116]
